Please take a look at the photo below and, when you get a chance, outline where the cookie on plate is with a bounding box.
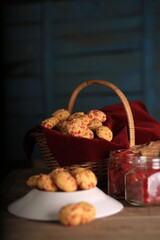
[74,169,98,190]
[26,175,40,188]
[36,174,58,192]
[54,171,78,192]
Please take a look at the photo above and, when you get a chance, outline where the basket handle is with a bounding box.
[67,80,135,147]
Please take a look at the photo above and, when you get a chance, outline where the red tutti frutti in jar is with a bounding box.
[125,158,160,205]
[108,150,139,198]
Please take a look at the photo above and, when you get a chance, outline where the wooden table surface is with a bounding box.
[1,168,160,240]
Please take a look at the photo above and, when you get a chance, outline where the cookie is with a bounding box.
[76,202,96,224]
[88,119,102,131]
[52,109,70,121]
[56,120,69,134]
[41,117,59,129]
[54,171,78,192]
[68,112,85,121]
[71,167,86,177]
[26,175,40,188]
[66,119,87,137]
[36,174,58,192]
[59,202,96,226]
[75,169,98,190]
[82,128,94,139]
[49,168,67,180]
[87,110,107,122]
[96,126,113,141]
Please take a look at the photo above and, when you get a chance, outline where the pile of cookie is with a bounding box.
[40,108,113,141]
[26,167,97,192]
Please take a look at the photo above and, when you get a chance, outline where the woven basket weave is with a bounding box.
[31,80,136,185]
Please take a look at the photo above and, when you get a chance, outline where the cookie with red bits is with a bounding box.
[82,128,94,139]
[54,171,78,192]
[59,202,96,226]
[41,116,59,129]
[96,126,113,141]
[26,175,40,188]
[88,119,102,131]
[71,167,86,177]
[36,174,58,192]
[87,110,107,122]
[74,169,98,190]
[68,112,85,121]
[52,109,70,121]
[66,119,87,137]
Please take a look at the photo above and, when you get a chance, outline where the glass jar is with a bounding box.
[108,149,139,198]
[125,157,160,206]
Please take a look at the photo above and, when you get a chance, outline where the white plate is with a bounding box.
[8,187,123,221]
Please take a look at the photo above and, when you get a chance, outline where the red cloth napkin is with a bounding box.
[23,101,160,167]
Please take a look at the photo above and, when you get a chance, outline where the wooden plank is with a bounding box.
[50,0,141,20]
[3,3,41,23]
[4,25,41,42]
[40,2,55,117]
[53,72,141,94]
[52,16,141,36]
[54,51,141,74]
[53,31,141,56]
[4,78,42,98]
[4,98,42,116]
[4,42,41,62]
[141,0,156,117]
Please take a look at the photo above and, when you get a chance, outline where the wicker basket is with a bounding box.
[31,80,136,186]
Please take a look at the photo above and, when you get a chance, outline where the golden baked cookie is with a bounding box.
[59,202,96,226]
[75,169,98,190]
[59,203,84,226]
[54,171,78,192]
[36,174,58,192]
[76,202,96,224]
[26,175,40,188]
[56,120,69,134]
[52,109,70,121]
[41,117,59,129]
[66,119,87,137]
[82,128,94,139]
[49,168,67,180]
[96,126,113,141]
[88,119,102,131]
[68,112,85,121]
[71,167,86,177]
[87,110,107,122]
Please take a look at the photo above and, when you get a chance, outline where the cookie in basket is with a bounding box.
[59,202,96,226]
[52,109,70,121]
[68,112,85,121]
[66,119,88,137]
[82,128,94,139]
[96,126,113,141]
[41,116,59,129]
[87,110,107,122]
[88,119,102,131]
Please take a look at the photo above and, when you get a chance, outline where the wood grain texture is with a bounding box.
[1,169,160,240]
